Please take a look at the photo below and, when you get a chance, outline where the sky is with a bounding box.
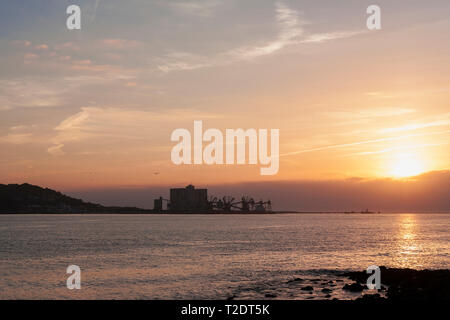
[0,1,449,210]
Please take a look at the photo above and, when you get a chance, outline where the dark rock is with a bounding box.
[343,283,365,292]
[355,294,385,301]
[301,286,314,291]
[287,277,303,283]
[321,288,332,293]
[265,293,277,298]
[342,266,450,300]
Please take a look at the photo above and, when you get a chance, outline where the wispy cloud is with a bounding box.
[47,143,65,156]
[281,130,450,157]
[168,0,222,17]
[48,107,222,156]
[156,52,212,73]
[0,79,63,109]
[324,107,416,120]
[301,31,364,43]
[102,38,144,50]
[343,143,448,157]
[34,44,49,50]
[0,133,34,144]
[0,123,41,145]
[85,0,103,23]
[24,53,38,60]
[226,2,303,60]
[156,2,362,73]
[379,115,450,133]
[12,40,31,47]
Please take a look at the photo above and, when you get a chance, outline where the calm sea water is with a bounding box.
[0,213,449,299]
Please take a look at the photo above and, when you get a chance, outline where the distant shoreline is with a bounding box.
[3,183,449,215]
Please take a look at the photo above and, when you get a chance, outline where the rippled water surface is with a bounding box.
[0,213,449,299]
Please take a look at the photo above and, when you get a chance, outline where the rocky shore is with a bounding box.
[342,266,450,301]
[225,266,450,300]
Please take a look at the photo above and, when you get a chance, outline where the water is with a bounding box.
[0,213,449,299]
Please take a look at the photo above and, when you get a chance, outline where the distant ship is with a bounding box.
[344,209,380,214]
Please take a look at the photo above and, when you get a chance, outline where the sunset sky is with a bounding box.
[0,1,449,210]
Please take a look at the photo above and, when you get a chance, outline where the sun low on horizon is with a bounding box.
[388,153,426,178]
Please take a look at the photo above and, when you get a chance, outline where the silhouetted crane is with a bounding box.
[207,195,271,212]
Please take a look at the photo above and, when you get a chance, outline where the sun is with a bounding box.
[389,153,425,178]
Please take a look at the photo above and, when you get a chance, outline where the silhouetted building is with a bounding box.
[169,185,208,212]
[154,197,163,212]
[153,185,272,213]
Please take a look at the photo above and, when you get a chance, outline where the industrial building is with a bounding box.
[153,184,272,213]
[169,184,208,212]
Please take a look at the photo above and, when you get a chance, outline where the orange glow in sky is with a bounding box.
[0,1,449,190]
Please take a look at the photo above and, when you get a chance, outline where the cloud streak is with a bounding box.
[226,2,303,60]
[300,31,365,43]
[280,130,450,157]
[343,143,448,157]
[168,0,222,17]
[156,2,361,73]
[48,107,223,156]
[380,117,450,133]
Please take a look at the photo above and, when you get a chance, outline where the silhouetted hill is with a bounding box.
[0,183,151,214]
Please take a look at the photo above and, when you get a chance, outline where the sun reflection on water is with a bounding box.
[395,214,422,268]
